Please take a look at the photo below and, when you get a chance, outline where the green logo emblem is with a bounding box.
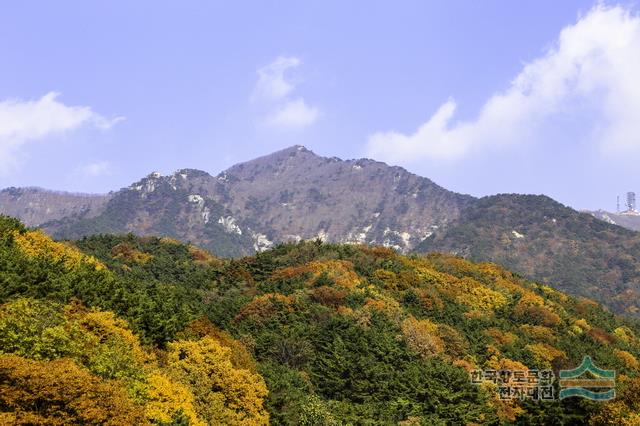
[559,356,615,400]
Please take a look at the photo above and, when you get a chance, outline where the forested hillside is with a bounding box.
[2,214,640,424]
[417,194,640,316]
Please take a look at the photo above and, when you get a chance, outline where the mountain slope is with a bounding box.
[416,194,640,315]
[43,170,255,257]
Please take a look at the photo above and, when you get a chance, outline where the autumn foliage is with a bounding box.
[0,298,268,425]
[166,337,269,425]
[0,355,146,425]
[401,315,445,359]
[12,229,105,271]
[3,215,640,424]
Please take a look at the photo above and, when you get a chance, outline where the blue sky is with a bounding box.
[1,1,639,210]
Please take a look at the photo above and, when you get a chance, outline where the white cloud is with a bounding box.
[79,160,111,177]
[252,56,301,102]
[0,92,122,173]
[366,5,640,163]
[252,56,319,129]
[264,98,320,129]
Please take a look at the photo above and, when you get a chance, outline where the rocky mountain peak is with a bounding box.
[172,168,212,179]
[224,145,318,178]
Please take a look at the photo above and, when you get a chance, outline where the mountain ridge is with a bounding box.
[586,209,640,232]
[10,145,473,254]
[0,186,110,227]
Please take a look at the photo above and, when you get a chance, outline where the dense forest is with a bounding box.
[1,214,640,425]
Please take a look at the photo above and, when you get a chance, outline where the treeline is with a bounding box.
[1,215,640,424]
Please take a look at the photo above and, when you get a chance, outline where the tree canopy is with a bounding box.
[2,214,640,424]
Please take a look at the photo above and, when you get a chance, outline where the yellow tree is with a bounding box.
[167,337,269,425]
[400,316,444,359]
[12,229,105,271]
[144,372,205,426]
[0,355,147,425]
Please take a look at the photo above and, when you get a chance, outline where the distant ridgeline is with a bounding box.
[2,215,640,424]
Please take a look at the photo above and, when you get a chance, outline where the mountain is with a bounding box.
[214,145,472,250]
[0,187,109,227]
[3,145,640,317]
[42,170,256,257]
[3,216,640,424]
[587,209,640,232]
[36,145,473,256]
